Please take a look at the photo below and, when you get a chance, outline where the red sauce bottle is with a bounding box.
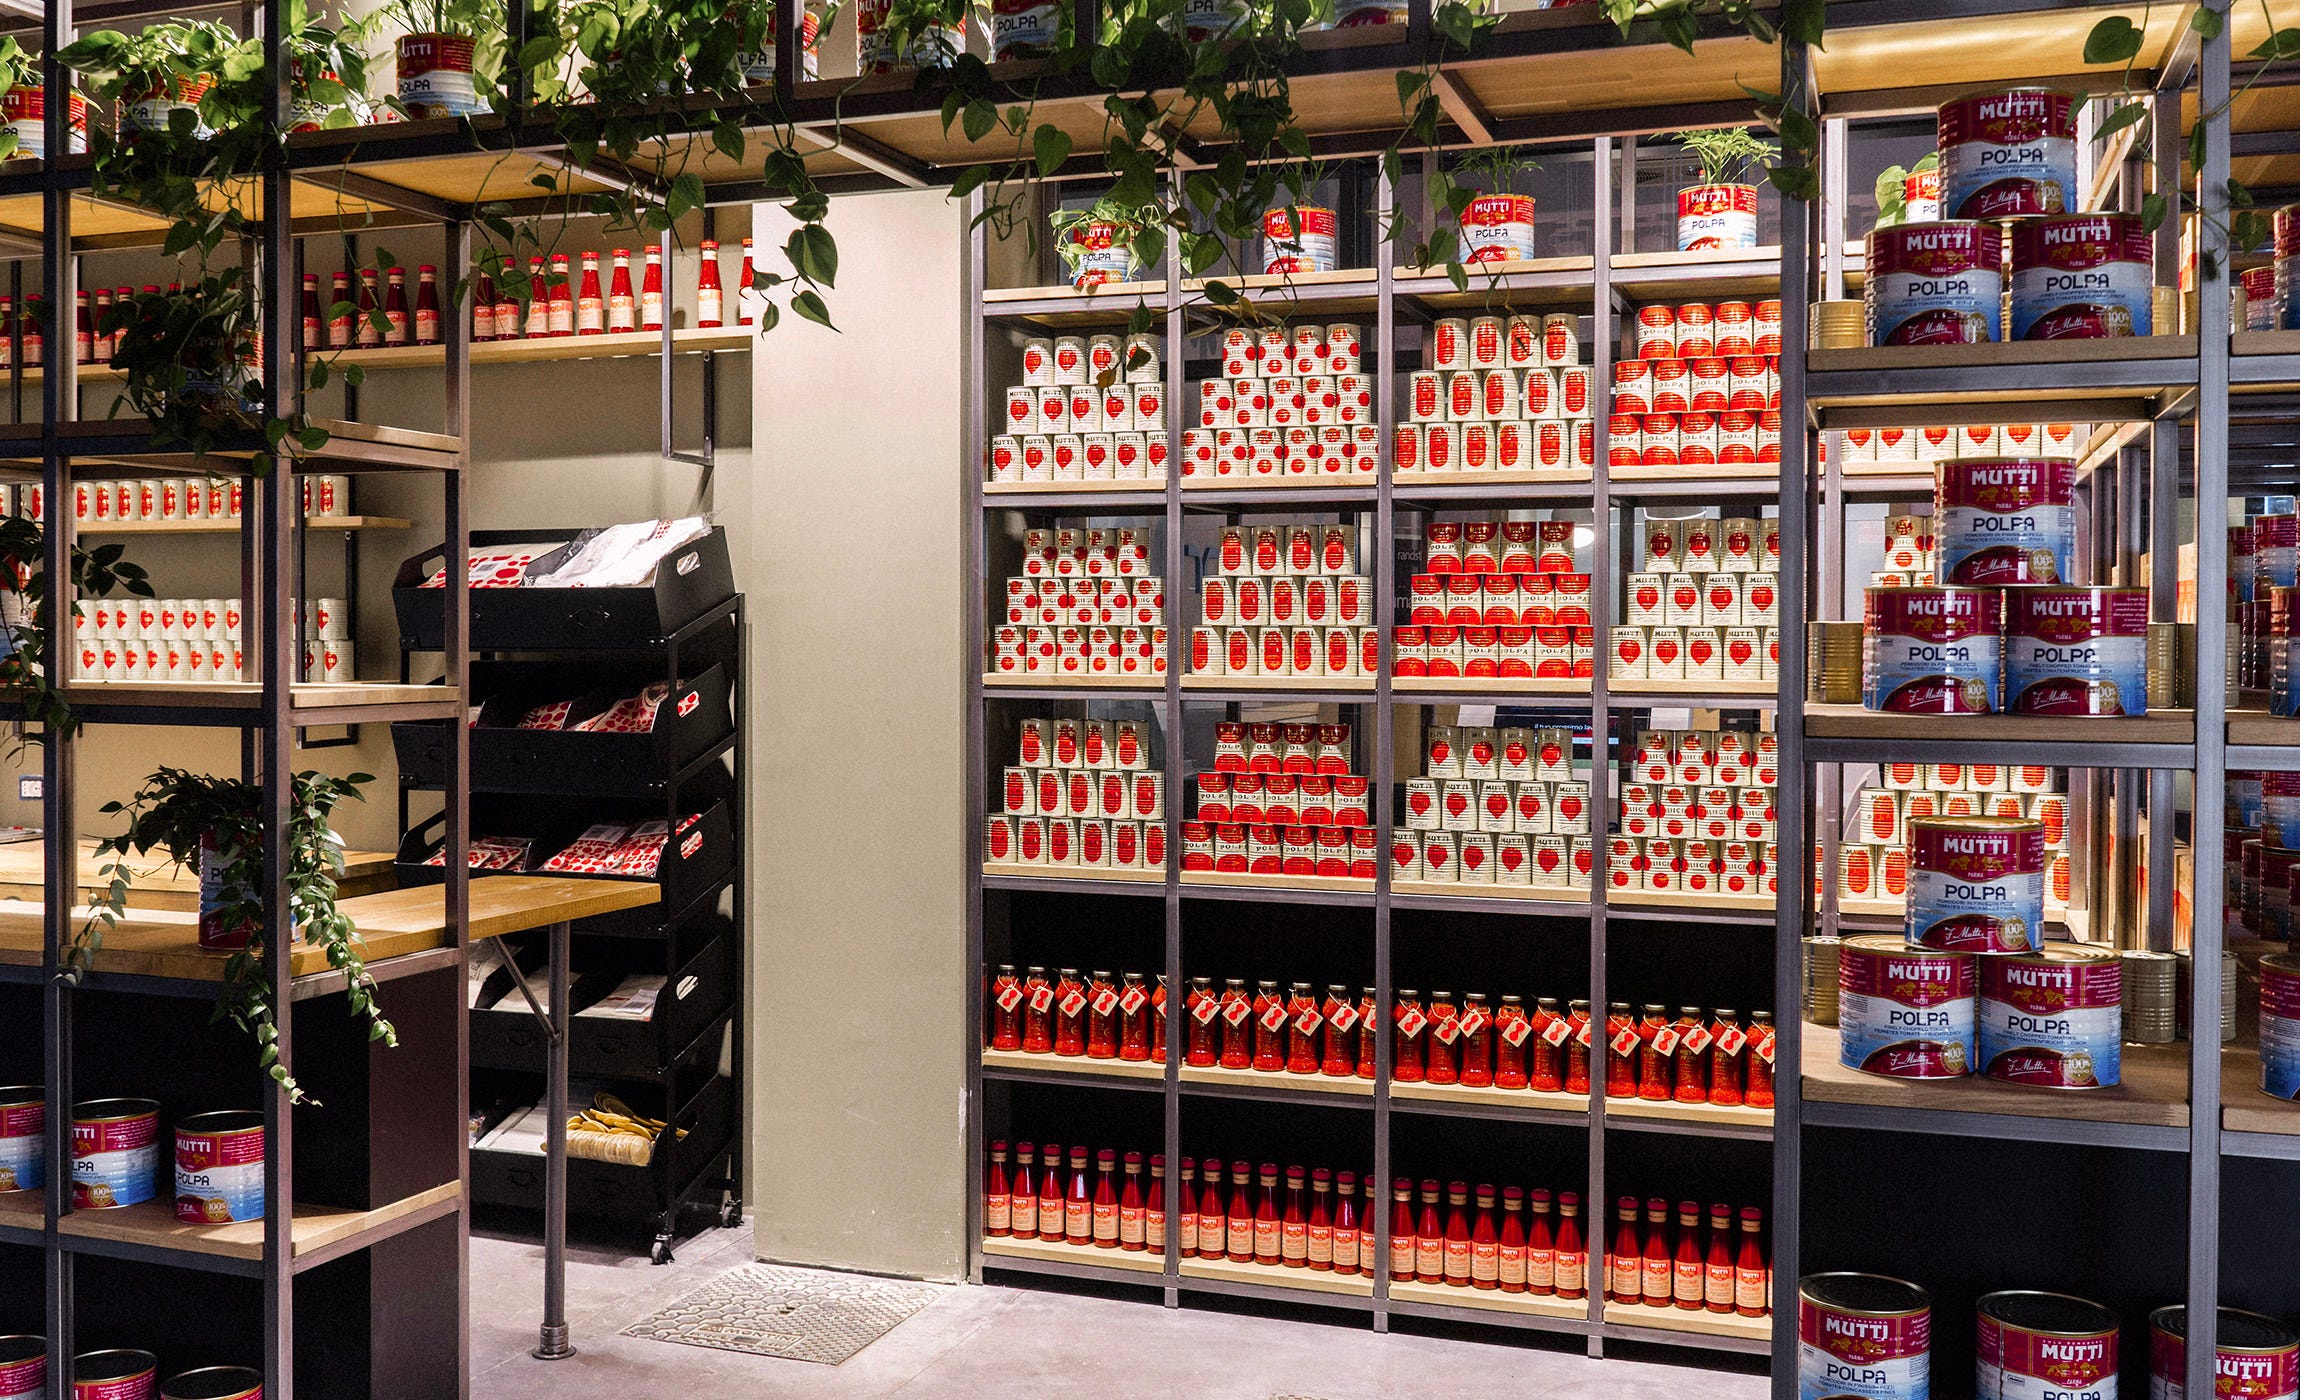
[1494,995,1531,1089]
[1081,970,1117,1059]
[988,964,1022,1051]
[1145,1155,1166,1254]
[327,271,352,347]
[415,265,441,345]
[1746,1012,1776,1108]
[1320,984,1357,1077]
[1415,1179,1445,1284]
[1457,994,1495,1089]
[607,249,637,332]
[575,252,604,335]
[1564,1000,1592,1094]
[356,268,382,347]
[984,1140,1010,1237]
[1332,1172,1361,1276]
[1497,1186,1528,1292]
[1280,1165,1308,1267]
[91,289,111,363]
[493,268,521,340]
[1735,1207,1768,1316]
[1184,977,1218,1066]
[1388,1178,1416,1283]
[1053,969,1088,1057]
[1527,1188,1556,1295]
[299,273,322,349]
[1673,1007,1710,1104]
[697,239,725,328]
[1009,1143,1037,1239]
[1605,1002,1639,1099]
[1639,1198,1672,1305]
[1423,992,1461,1086]
[1037,1143,1064,1241]
[1175,1158,1197,1257]
[1441,1181,1473,1287]
[1709,1010,1745,1106]
[1608,1196,1642,1302]
[1553,1193,1586,1299]
[640,246,664,331]
[1704,1203,1735,1312]
[1306,1168,1333,1270]
[18,294,39,366]
[1199,1162,1227,1261]
[383,267,410,345]
[1672,1201,1704,1309]
[1224,1161,1254,1263]
[1470,1184,1500,1290]
[1218,979,1253,1068]
[1117,972,1151,1061]
[736,237,758,325]
[1355,988,1378,1079]
[547,252,574,335]
[1020,967,1054,1054]
[1064,1147,1093,1245]
[1091,1148,1121,1247]
[1251,981,1286,1072]
[72,290,91,364]
[1150,976,1168,1064]
[523,258,550,338]
[1637,1005,1675,1101]
[1253,1163,1282,1266]
[1285,983,1321,1075]
[1392,989,1427,1082]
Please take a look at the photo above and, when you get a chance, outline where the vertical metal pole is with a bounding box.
[442,214,474,1399]
[1585,132,1615,1354]
[1369,158,1397,1336]
[1768,34,1814,1400]
[2186,15,2231,1392]
[2146,77,2184,957]
[659,230,677,461]
[534,920,575,1359]
[962,191,989,1285]
[1159,171,1187,1312]
[1815,117,1848,946]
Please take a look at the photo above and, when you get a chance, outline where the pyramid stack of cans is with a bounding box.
[988,333,1168,484]
[72,595,351,685]
[989,528,1167,678]
[2239,510,2300,713]
[1397,314,1595,476]
[1607,298,1784,471]
[1189,524,1376,680]
[984,716,1168,872]
[1610,516,1780,687]
[1840,421,2088,472]
[1182,324,1378,482]
[1183,722,1376,880]
[1397,723,1591,889]
[1610,727,1778,901]
[1832,762,2070,915]
[1397,518,1591,680]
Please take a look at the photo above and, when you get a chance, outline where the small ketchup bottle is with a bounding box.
[546,253,574,335]
[1672,1201,1704,1310]
[1554,1193,1587,1300]
[1184,977,1217,1067]
[1736,1207,1769,1317]
[1608,1196,1642,1302]
[494,269,523,340]
[471,270,497,343]
[1636,1005,1674,1102]
[1441,1181,1472,1287]
[1457,993,1494,1089]
[355,269,381,347]
[575,251,604,335]
[326,272,352,347]
[1091,1148,1120,1248]
[1639,1198,1672,1306]
[1252,1164,1282,1267]
[1392,989,1426,1083]
[1037,1143,1064,1240]
[90,289,111,363]
[640,247,664,330]
[1319,984,1356,1078]
[987,964,1022,1051]
[1709,1010,1745,1106]
[1218,979,1252,1069]
[1020,966,1053,1055]
[1119,972,1152,1062]
[1008,1144,1036,1239]
[1251,980,1285,1072]
[1527,1188,1556,1296]
[1497,1186,1527,1292]
[72,289,91,363]
[382,266,409,345]
[1064,1147,1092,1245]
[1202,1162,1230,1262]
[736,236,759,325]
[984,1140,1010,1237]
[414,265,440,346]
[1605,1002,1638,1099]
[523,257,550,339]
[1470,1185,1500,1290]
[1175,1159,1196,1257]
[696,239,724,328]
[1144,1155,1165,1254]
[1423,992,1460,1086]
[1704,1203,1736,1313]
[1279,1166,1308,1268]
[299,273,322,349]
[1306,1168,1333,1271]
[1332,1172,1360,1276]
[1415,1180,1445,1284]
[1673,1007,1710,1105]
[1224,1161,1253,1263]
[608,249,636,332]
[1388,1178,1416,1284]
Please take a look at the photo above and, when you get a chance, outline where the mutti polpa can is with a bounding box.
[2011,213,2152,340]
[1864,586,2003,714]
[1867,221,2004,345]
[2258,953,2300,1100]
[160,1366,263,1400]
[1908,816,2047,954]
[71,1098,159,1210]
[0,1087,40,1192]
[1976,1292,2118,1400]
[1938,88,2077,221]
[2004,587,2149,716]
[2150,1307,2300,1400]
[1460,193,1536,263]
[1935,456,2077,585]
[1799,1272,1933,1400]
[1838,934,1974,1080]
[174,1110,264,1225]
[0,1337,42,1400]
[73,1349,158,1400]
[1978,942,2123,1088]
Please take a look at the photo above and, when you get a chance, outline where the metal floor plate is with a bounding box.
[622,1263,945,1365]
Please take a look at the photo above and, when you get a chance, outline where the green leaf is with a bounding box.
[2097,100,2149,139]
[296,425,331,451]
[2253,26,2300,59]
[2190,6,2224,39]
[950,164,992,200]
[2083,15,2145,64]
[343,364,365,389]
[713,122,746,163]
[306,358,329,390]
[791,289,835,329]
[962,98,996,143]
[1202,279,1239,306]
[756,300,780,333]
[1034,124,1072,177]
[788,223,839,287]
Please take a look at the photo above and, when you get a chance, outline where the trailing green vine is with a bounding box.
[0,515,152,744]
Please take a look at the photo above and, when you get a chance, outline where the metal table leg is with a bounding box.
[503,920,578,1361]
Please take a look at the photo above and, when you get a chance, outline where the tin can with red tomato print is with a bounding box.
[1263,205,1339,275]
[1677,183,1757,252]
[1460,193,1536,263]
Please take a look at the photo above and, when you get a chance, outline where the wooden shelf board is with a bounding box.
[1606,465,1778,485]
[984,479,1166,496]
[1804,703,2195,746]
[2223,1041,2300,1138]
[1394,677,1589,696]
[981,1048,1165,1081]
[1180,675,1377,694]
[983,672,1164,690]
[0,839,393,911]
[1390,1080,1588,1113]
[1180,475,1375,491]
[981,1233,1165,1273]
[1389,880,1586,905]
[73,515,410,535]
[1610,682,1774,700]
[2235,329,2300,358]
[1603,1095,1774,1130]
[981,861,1165,885]
[983,281,1166,305]
[0,875,656,981]
[1181,269,1376,297]
[1810,335,2197,376]
[1179,871,1375,895]
[1400,256,1595,282]
[1608,888,1777,915]
[55,1180,461,1263]
[58,680,448,711]
[1179,1253,1375,1296]
[2229,712,2300,748]
[1602,1301,1772,1341]
[1801,1025,2190,1129]
[1393,469,1594,490]
[1390,1278,1589,1318]
[1179,1065,1372,1098]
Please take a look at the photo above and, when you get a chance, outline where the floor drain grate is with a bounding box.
[622,1263,944,1365]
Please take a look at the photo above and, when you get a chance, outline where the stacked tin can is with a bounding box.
[1182,324,1376,482]
[16,473,350,526]
[1829,760,2070,916]
[989,332,1168,485]
[1396,517,1593,680]
[1611,725,1778,901]
[986,716,1168,872]
[1807,621,1862,703]
[2274,204,2298,330]
[1190,524,1375,680]
[989,527,1166,679]
[2121,949,2178,1045]
[1184,721,1375,880]
[1399,722,1590,890]
[1606,298,1785,470]
[1840,420,2089,473]
[1802,936,1841,1026]
[1397,312,1594,475]
[1610,514,1781,686]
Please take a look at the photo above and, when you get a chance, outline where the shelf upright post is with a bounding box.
[1584,131,1615,1359]
[2145,74,2186,955]
[961,187,989,1285]
[442,210,476,1397]
[2186,13,2233,1392]
[39,0,79,1388]
[1159,168,1185,1312]
[1815,118,1847,946]
[1369,155,1397,1338]
[1768,31,1815,1400]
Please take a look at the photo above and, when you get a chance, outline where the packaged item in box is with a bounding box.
[574,681,672,733]
[534,517,713,589]
[541,824,634,873]
[516,699,574,730]
[426,549,545,589]
[579,974,667,1021]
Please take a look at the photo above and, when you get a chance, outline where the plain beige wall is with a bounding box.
[732,188,969,1281]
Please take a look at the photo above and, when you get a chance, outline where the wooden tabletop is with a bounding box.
[0,875,659,983]
[0,839,396,911]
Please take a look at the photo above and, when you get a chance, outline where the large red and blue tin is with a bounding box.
[1863,586,2003,714]
[1976,943,2122,1089]
[2150,1308,2300,1400]
[2003,586,2149,715]
[1866,221,2003,345]
[0,1337,42,1400]
[1837,934,1974,1080]
[1976,1291,2117,1400]
[2261,953,2300,1102]
[1798,1272,1933,1400]
[1935,456,2077,585]
[174,1110,264,1226]
[1907,816,2047,954]
[2010,213,2152,339]
[1938,88,2077,220]
[0,1087,40,1193]
[70,1098,159,1210]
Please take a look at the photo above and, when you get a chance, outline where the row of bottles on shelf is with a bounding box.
[1605,1195,1771,1316]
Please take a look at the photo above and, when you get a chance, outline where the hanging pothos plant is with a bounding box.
[79,767,389,1105]
[0,515,152,743]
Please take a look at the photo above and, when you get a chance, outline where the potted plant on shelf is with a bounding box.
[1447,146,1541,269]
[0,38,90,161]
[1050,196,1161,289]
[374,0,504,118]
[57,18,238,140]
[1872,151,1941,229]
[79,766,392,1105]
[103,271,269,456]
[1673,128,1772,252]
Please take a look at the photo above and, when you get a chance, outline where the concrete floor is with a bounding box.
[470,1223,1772,1399]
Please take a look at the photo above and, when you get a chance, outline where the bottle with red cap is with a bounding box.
[607,249,636,332]
[696,239,724,328]
[546,253,574,336]
[414,266,440,346]
[91,288,112,363]
[1608,1195,1641,1301]
[299,272,322,350]
[640,246,664,331]
[72,289,91,364]
[326,272,352,348]
[354,270,381,347]
[492,266,521,341]
[523,258,550,339]
[984,1140,1011,1237]
[735,236,759,325]
[382,267,410,346]
[1554,1192,1586,1299]
[471,269,497,343]
[575,252,604,335]
[1638,1198,1671,1304]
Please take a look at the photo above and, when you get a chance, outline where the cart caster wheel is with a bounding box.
[720,1200,745,1229]
[651,1239,675,1266]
